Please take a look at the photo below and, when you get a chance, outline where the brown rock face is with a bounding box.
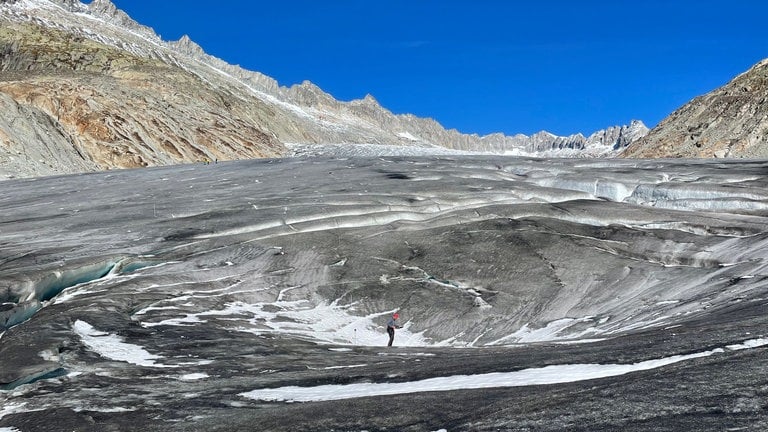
[622,59,768,158]
[0,20,284,177]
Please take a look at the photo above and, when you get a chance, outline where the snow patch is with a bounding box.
[72,406,135,413]
[655,300,680,306]
[179,373,209,381]
[726,338,768,351]
[73,320,175,368]
[0,402,29,421]
[322,364,368,370]
[397,132,420,141]
[241,348,719,402]
[139,299,430,347]
[488,318,598,345]
[241,337,768,402]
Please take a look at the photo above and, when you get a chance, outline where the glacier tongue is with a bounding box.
[1,156,768,430]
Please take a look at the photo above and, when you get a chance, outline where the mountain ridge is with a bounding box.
[621,58,768,158]
[0,0,648,180]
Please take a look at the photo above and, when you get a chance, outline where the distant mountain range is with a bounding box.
[0,0,765,181]
[0,0,653,179]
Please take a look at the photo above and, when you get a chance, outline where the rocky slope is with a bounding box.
[622,58,768,158]
[0,0,647,180]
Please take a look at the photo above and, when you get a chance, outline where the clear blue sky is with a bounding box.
[108,0,768,136]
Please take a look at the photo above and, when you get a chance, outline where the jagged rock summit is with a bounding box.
[622,58,768,158]
[0,0,647,180]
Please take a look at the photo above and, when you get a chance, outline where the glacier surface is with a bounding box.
[1,155,768,431]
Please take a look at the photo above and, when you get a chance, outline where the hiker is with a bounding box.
[387,312,402,346]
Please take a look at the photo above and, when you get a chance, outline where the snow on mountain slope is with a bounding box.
[0,0,648,181]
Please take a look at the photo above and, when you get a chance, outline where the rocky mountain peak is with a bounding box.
[358,93,379,106]
[587,120,649,150]
[622,58,768,158]
[88,0,117,14]
[171,34,205,57]
[285,80,337,107]
[46,0,86,12]
[85,0,149,33]
[0,0,651,180]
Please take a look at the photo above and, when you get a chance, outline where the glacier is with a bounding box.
[1,155,768,431]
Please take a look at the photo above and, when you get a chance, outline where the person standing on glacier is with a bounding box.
[387,312,402,347]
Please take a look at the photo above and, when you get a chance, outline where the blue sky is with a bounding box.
[108,0,768,136]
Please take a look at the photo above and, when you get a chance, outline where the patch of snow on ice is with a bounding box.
[0,402,28,421]
[376,352,436,357]
[179,373,209,381]
[139,300,430,347]
[322,364,368,370]
[245,301,431,347]
[72,406,135,413]
[655,300,680,306]
[552,338,607,345]
[73,320,175,368]
[487,318,598,345]
[725,338,768,351]
[241,348,721,402]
